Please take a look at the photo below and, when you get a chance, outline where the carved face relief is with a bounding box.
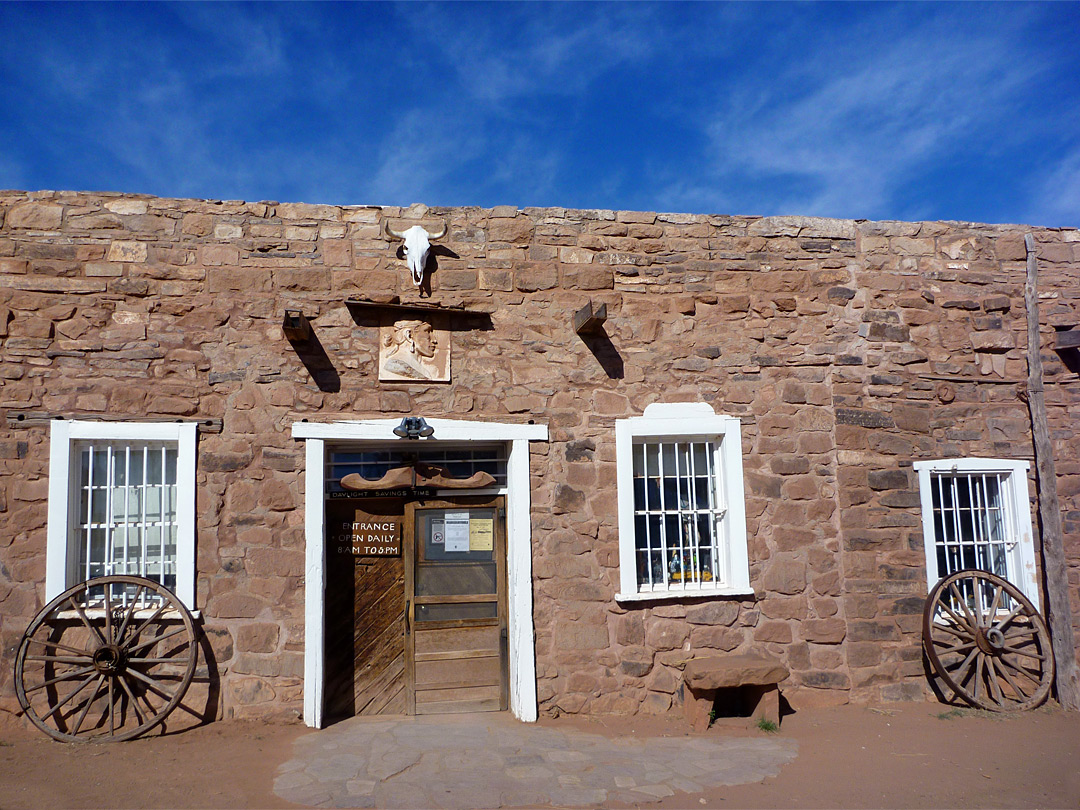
[378,316,450,382]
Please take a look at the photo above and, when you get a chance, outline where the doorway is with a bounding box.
[294,418,545,728]
[405,497,507,714]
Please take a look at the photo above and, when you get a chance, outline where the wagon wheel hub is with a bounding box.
[976,626,1006,655]
[92,644,126,675]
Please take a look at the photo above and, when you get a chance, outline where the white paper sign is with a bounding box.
[444,512,470,552]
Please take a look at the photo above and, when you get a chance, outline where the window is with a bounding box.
[615,403,751,601]
[46,421,197,609]
[914,458,1039,609]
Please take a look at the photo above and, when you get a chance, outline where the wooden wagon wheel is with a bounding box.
[922,568,1054,711]
[14,575,198,742]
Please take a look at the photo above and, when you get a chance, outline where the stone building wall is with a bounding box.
[0,190,1078,723]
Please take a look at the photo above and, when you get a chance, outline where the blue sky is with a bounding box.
[1,2,1078,226]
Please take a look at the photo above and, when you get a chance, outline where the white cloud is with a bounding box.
[0,152,28,191]
[401,4,655,105]
[685,8,1048,219]
[1026,147,1080,228]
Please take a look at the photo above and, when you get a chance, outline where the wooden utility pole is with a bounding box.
[1024,233,1080,710]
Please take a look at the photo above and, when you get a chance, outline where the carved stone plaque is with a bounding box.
[378,315,450,382]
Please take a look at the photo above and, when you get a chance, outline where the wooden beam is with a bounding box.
[345,298,471,315]
[282,310,312,342]
[573,301,607,335]
[1054,329,1080,350]
[1024,233,1080,711]
[3,412,223,433]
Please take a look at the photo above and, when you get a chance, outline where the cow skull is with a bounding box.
[385,222,447,286]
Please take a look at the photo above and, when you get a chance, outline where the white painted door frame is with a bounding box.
[292,418,547,728]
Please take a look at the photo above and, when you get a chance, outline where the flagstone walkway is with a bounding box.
[274,712,798,809]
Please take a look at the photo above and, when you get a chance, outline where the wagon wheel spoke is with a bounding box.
[104,586,114,644]
[923,569,1054,712]
[1000,644,1046,661]
[984,657,1006,707]
[68,597,107,646]
[26,637,91,656]
[25,665,98,694]
[115,674,148,726]
[937,601,975,635]
[124,665,182,701]
[37,671,99,721]
[949,582,980,629]
[124,601,170,649]
[108,673,116,735]
[992,604,1025,632]
[935,640,976,657]
[931,617,974,642]
[125,626,188,655]
[114,585,144,640]
[15,575,199,742]
[70,674,107,736]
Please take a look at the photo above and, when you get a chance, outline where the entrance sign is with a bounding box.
[444,512,470,552]
[336,517,401,557]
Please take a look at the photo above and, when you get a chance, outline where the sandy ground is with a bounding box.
[0,701,1077,809]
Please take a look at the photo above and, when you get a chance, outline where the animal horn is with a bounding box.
[426,221,447,240]
[384,221,408,239]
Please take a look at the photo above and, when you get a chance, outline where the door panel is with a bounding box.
[405,498,507,715]
[324,498,405,721]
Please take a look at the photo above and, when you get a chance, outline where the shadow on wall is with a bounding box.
[580,331,624,379]
[286,329,341,393]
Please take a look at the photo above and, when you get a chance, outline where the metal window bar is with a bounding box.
[931,471,1014,616]
[75,442,177,609]
[634,440,725,591]
[327,446,508,490]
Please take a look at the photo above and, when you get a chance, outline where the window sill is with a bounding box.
[615,586,755,603]
[56,608,201,620]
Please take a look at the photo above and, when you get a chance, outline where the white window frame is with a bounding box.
[615,402,752,602]
[46,420,198,609]
[914,458,1040,610]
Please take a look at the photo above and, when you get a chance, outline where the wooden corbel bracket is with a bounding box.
[573,300,608,335]
[283,310,312,343]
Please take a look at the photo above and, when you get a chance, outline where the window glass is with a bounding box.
[632,440,723,590]
[73,441,180,594]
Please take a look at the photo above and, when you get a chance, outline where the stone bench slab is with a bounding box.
[683,655,790,690]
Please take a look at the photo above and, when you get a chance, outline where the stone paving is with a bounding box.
[274,713,798,809]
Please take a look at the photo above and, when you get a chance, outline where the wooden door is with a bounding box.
[404,497,507,715]
[324,498,406,721]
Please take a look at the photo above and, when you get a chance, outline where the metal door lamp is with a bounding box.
[393,416,435,439]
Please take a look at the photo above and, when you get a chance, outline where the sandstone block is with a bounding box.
[258,479,296,511]
[645,619,690,651]
[619,646,653,677]
[208,592,267,619]
[754,621,793,643]
[7,202,63,230]
[683,654,790,689]
[802,618,846,644]
[689,625,743,651]
[761,559,807,595]
[107,241,148,263]
[555,622,608,651]
[236,622,281,653]
[685,601,740,626]
[514,263,558,291]
[246,548,304,578]
[487,217,534,243]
